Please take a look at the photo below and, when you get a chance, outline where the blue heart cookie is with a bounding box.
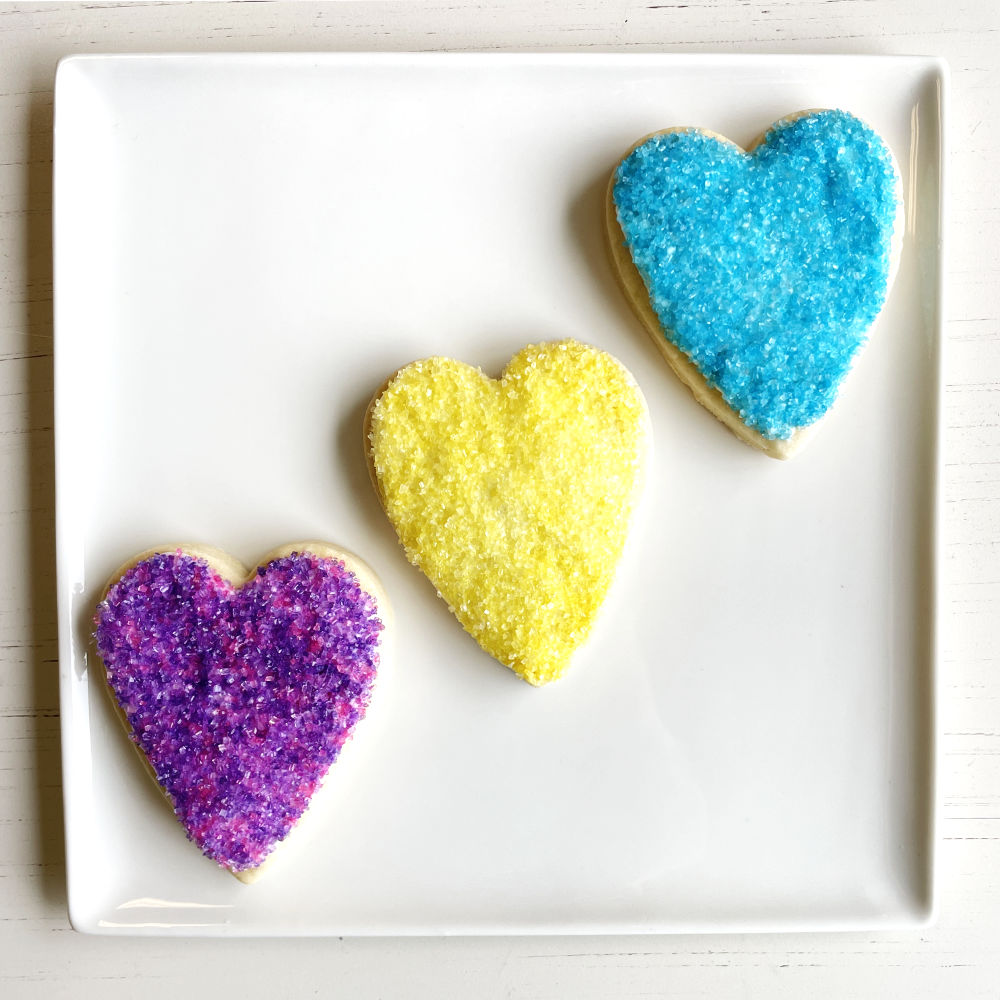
[607,109,901,458]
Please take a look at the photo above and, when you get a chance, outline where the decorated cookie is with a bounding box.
[94,542,388,882]
[366,339,648,686]
[607,108,902,459]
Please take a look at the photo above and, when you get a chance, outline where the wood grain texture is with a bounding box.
[1,0,998,996]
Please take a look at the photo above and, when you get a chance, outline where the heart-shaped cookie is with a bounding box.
[94,542,387,882]
[366,340,648,686]
[608,108,902,458]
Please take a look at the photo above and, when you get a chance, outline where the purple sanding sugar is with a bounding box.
[94,550,383,872]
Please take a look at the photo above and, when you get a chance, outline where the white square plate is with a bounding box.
[54,53,946,935]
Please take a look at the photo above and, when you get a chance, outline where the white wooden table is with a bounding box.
[2,2,998,995]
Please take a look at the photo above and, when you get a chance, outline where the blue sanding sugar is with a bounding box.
[613,109,899,440]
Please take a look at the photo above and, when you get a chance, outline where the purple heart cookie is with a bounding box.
[94,542,388,882]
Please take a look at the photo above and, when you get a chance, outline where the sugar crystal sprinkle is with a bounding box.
[94,550,383,872]
[369,340,647,687]
[613,109,900,440]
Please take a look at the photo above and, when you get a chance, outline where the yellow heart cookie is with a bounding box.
[366,340,648,686]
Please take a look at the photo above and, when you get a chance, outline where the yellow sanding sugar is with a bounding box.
[368,339,648,685]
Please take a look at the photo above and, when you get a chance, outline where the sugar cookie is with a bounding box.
[94,542,388,882]
[366,340,648,686]
[607,108,902,458]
